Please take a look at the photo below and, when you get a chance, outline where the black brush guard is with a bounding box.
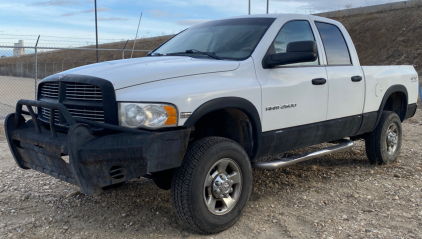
[5,100,191,195]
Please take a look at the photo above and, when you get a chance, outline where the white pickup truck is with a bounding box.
[5,14,418,233]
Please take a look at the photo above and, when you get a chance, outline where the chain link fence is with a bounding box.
[0,44,154,120]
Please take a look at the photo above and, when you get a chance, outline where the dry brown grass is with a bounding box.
[0,36,172,65]
[331,5,422,78]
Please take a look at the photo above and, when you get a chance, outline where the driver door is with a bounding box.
[254,19,329,155]
[256,19,328,132]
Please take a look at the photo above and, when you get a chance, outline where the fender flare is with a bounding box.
[372,84,408,131]
[184,97,262,160]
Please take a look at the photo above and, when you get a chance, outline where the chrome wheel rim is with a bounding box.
[203,158,242,215]
[386,123,399,155]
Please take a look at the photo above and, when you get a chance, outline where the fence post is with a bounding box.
[122,40,129,59]
[35,35,40,103]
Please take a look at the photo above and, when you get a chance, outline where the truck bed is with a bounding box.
[362,65,418,113]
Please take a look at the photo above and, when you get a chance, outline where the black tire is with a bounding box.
[365,111,402,165]
[171,137,252,234]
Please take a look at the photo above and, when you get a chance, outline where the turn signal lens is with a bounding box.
[164,105,177,125]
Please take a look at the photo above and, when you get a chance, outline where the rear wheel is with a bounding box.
[171,137,252,234]
[365,111,402,165]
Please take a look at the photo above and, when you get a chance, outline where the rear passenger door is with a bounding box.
[314,21,365,120]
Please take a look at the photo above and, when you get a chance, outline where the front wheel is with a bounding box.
[171,137,252,234]
[365,111,402,165]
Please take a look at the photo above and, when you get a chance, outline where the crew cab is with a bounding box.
[4,14,418,234]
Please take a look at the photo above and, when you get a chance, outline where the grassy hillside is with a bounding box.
[330,5,422,78]
[0,36,172,64]
[0,36,173,78]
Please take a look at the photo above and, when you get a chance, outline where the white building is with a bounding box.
[13,40,25,57]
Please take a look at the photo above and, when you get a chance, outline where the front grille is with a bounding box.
[41,107,60,123]
[66,82,102,101]
[40,82,59,99]
[37,79,114,128]
[68,108,104,122]
[41,107,105,123]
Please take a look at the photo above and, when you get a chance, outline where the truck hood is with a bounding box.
[62,56,240,90]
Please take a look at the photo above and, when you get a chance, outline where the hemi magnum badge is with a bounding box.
[266,104,297,111]
[181,112,192,118]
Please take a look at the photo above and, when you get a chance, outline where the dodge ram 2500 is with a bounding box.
[5,14,418,233]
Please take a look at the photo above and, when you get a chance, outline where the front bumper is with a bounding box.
[5,100,190,195]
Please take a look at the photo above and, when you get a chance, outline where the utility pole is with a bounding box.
[267,0,269,14]
[249,0,251,15]
[95,0,99,63]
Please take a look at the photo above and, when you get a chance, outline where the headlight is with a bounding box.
[118,103,178,129]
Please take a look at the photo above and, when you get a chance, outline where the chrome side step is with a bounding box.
[252,139,354,170]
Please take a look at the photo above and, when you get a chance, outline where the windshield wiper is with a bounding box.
[185,49,222,60]
[166,50,222,60]
[148,52,164,56]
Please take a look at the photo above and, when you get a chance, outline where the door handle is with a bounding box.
[351,76,363,82]
[312,78,327,85]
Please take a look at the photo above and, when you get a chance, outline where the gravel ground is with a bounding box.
[0,109,421,239]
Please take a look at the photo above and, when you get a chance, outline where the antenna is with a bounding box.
[131,12,143,59]
[267,0,269,14]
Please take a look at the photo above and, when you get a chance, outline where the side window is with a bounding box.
[315,22,352,65]
[271,20,318,66]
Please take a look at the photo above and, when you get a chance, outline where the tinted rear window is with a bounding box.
[315,22,352,65]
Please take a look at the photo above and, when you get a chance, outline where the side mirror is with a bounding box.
[263,41,318,68]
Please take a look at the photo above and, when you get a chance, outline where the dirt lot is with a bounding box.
[0,107,421,239]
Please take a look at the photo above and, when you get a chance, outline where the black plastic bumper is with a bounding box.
[5,100,191,195]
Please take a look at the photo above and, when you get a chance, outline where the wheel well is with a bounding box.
[383,92,407,121]
[189,108,254,157]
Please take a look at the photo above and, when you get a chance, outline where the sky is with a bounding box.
[0,0,403,48]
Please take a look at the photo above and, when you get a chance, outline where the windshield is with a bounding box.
[151,18,276,60]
